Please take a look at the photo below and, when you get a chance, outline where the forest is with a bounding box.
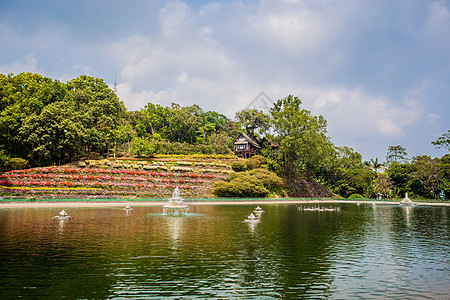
[0,73,449,199]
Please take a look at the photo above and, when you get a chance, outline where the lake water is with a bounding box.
[0,202,448,299]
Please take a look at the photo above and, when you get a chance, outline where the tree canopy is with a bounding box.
[270,95,333,177]
[1,72,448,199]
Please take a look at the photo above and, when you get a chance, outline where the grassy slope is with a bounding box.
[1,156,333,199]
[0,157,233,199]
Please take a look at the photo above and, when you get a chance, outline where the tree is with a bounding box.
[139,103,167,139]
[432,130,450,152]
[316,146,364,193]
[335,168,375,198]
[387,162,413,198]
[386,145,408,165]
[373,173,394,199]
[270,95,333,177]
[439,154,450,199]
[0,73,67,161]
[66,75,126,158]
[411,155,441,198]
[367,158,384,176]
[235,108,270,138]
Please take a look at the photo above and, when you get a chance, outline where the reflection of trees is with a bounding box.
[7,204,446,298]
[254,204,374,298]
[0,208,117,299]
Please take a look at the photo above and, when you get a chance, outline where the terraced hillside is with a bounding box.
[0,157,235,199]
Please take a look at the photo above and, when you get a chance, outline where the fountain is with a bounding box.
[123,205,133,211]
[163,186,189,215]
[401,192,415,206]
[253,206,264,213]
[243,213,261,223]
[52,210,72,220]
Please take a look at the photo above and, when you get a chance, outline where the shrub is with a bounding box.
[231,161,246,172]
[132,137,156,157]
[245,155,267,170]
[8,158,28,170]
[348,193,364,199]
[213,168,284,197]
[213,180,269,198]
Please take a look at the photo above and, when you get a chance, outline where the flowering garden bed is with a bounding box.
[0,159,234,199]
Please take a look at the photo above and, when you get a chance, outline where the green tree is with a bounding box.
[373,173,394,199]
[386,145,408,165]
[66,75,126,158]
[132,137,156,157]
[387,162,413,198]
[0,73,67,161]
[335,168,375,198]
[139,103,167,139]
[411,155,441,199]
[439,154,450,199]
[235,108,270,138]
[270,95,333,177]
[316,146,364,194]
[367,158,384,176]
[432,130,450,152]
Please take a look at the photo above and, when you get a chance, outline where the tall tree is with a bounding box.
[411,155,442,199]
[386,145,408,165]
[270,95,333,177]
[66,75,126,157]
[368,158,384,176]
[235,108,269,138]
[0,73,67,161]
[373,173,394,198]
[387,162,412,198]
[432,129,450,152]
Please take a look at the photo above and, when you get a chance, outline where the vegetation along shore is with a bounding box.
[1,73,449,201]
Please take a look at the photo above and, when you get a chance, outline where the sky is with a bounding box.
[1,0,449,161]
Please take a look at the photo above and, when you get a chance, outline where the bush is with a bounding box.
[8,158,28,170]
[214,180,269,197]
[231,161,246,172]
[132,137,156,157]
[348,193,364,199]
[213,168,285,197]
[245,155,267,170]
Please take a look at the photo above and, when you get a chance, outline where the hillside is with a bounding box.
[0,157,333,200]
[0,157,232,199]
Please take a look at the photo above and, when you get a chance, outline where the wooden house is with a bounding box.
[234,132,279,159]
[234,133,262,158]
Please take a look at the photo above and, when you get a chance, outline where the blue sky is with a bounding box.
[1,0,449,161]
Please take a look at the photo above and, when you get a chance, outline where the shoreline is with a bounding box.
[0,199,449,208]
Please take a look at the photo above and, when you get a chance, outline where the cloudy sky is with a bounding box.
[1,0,449,161]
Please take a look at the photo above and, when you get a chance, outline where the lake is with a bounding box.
[0,202,448,299]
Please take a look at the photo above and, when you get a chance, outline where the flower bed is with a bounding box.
[0,160,229,199]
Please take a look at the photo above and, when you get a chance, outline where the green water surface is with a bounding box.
[0,203,448,299]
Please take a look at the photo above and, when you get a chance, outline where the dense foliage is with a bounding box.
[1,73,448,199]
[213,168,285,197]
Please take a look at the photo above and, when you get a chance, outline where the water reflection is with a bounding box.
[165,216,185,249]
[0,204,448,299]
[402,205,413,228]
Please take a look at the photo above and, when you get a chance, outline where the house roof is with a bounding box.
[234,132,261,148]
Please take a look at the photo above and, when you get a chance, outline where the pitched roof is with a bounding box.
[234,132,261,148]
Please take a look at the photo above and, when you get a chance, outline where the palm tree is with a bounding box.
[369,158,383,177]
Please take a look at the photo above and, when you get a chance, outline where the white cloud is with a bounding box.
[307,86,424,139]
[2,0,447,160]
[0,53,41,75]
[159,0,191,38]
